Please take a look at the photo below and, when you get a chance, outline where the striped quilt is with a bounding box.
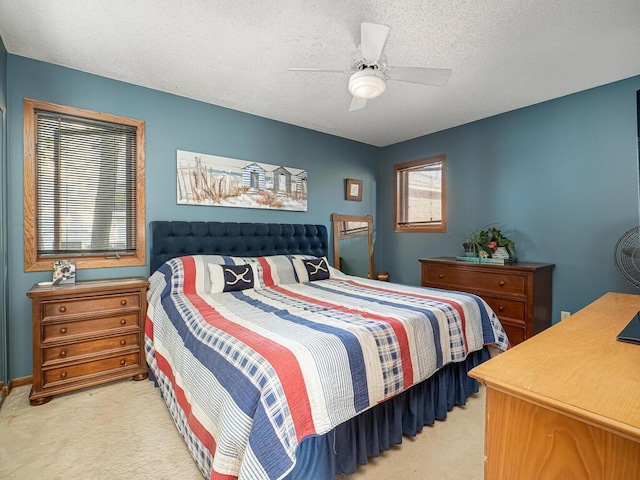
[145,255,508,480]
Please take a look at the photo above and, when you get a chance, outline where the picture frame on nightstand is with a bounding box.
[53,260,76,284]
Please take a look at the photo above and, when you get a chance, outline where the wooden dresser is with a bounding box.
[419,257,554,346]
[469,293,640,479]
[27,277,149,406]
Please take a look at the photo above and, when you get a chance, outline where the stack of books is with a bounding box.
[455,256,517,265]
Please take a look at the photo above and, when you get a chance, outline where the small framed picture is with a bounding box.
[345,178,363,201]
[53,260,76,284]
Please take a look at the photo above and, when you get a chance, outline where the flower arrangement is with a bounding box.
[462,225,516,260]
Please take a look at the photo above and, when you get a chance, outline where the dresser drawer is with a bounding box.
[43,352,141,387]
[481,295,526,323]
[42,313,139,342]
[425,266,526,296]
[43,293,140,319]
[501,321,526,346]
[42,333,140,366]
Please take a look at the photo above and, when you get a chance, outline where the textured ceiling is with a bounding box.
[1,0,639,146]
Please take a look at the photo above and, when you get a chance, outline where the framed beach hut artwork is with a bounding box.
[176,150,308,211]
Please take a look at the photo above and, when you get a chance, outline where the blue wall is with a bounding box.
[0,35,8,385]
[6,55,379,378]
[378,75,640,323]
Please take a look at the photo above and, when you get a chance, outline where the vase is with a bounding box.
[493,246,509,260]
[462,243,478,257]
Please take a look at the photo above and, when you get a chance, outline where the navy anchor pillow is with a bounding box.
[293,257,330,283]
[208,263,255,293]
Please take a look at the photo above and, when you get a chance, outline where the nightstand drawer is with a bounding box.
[42,313,139,342]
[42,333,140,366]
[43,352,141,387]
[481,296,525,322]
[43,293,140,319]
[425,266,526,296]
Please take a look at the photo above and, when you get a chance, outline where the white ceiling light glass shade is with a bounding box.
[348,68,387,99]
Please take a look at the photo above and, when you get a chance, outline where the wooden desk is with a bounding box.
[469,292,640,479]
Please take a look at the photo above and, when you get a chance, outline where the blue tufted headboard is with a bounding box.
[149,221,329,274]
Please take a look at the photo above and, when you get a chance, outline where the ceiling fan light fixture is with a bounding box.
[348,69,386,99]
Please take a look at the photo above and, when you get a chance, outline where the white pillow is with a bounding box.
[252,255,299,287]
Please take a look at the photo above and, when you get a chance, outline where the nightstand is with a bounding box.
[27,277,150,406]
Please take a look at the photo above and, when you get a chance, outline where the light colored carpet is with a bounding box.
[0,379,485,479]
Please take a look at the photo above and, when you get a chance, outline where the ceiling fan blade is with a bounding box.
[348,96,367,112]
[287,68,347,73]
[387,67,452,86]
[360,22,390,63]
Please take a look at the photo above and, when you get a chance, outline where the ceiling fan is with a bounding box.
[288,22,452,112]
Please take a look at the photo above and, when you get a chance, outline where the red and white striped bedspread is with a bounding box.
[145,255,508,480]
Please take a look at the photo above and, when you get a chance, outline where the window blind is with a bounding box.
[35,111,138,256]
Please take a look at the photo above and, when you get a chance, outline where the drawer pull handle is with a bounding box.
[438,274,444,278]
[59,350,67,357]
[120,360,126,366]
[60,372,67,379]
[120,339,126,346]
[120,299,127,306]
[120,318,127,325]
[498,306,504,312]
[498,281,505,286]
[59,306,67,313]
[60,327,67,334]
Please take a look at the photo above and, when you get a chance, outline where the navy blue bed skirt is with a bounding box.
[285,347,489,479]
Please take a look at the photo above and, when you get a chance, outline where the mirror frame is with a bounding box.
[331,213,375,279]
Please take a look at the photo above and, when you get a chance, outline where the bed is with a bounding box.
[145,221,509,480]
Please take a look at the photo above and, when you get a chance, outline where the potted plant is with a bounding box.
[463,229,489,257]
[486,226,516,259]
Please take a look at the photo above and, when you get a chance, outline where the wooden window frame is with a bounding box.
[23,98,146,272]
[394,155,446,233]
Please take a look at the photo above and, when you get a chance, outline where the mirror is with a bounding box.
[332,213,374,279]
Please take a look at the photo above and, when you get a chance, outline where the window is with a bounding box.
[24,99,145,271]
[394,155,446,233]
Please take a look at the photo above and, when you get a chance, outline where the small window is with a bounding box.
[24,99,145,271]
[394,155,446,233]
